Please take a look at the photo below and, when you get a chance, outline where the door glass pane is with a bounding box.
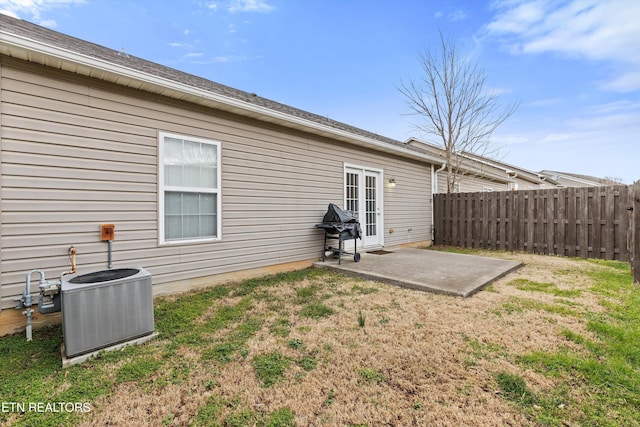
[365,175,377,237]
[346,172,359,215]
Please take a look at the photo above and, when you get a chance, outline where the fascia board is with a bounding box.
[0,30,443,166]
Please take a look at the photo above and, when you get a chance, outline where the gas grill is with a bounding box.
[315,203,362,264]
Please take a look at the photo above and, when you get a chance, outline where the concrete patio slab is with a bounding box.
[313,248,523,297]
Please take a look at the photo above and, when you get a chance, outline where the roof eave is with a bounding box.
[0,30,442,165]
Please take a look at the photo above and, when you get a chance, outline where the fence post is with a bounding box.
[631,181,640,284]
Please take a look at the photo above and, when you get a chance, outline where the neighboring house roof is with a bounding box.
[405,137,558,186]
[462,152,560,186]
[538,170,610,187]
[0,14,443,165]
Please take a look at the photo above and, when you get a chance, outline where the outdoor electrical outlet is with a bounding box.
[389,228,395,234]
[101,224,115,241]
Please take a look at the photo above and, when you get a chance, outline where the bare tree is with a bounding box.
[400,33,518,193]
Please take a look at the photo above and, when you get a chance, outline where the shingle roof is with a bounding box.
[1,14,428,157]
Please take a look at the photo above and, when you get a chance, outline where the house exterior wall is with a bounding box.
[457,175,507,193]
[435,172,551,193]
[553,177,599,188]
[0,58,432,309]
[435,172,507,193]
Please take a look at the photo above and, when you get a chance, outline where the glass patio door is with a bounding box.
[344,165,382,248]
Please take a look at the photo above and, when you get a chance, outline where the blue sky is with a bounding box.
[1,0,638,184]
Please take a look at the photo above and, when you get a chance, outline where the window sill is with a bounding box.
[159,237,221,246]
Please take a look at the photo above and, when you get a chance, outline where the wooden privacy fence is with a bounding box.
[631,182,640,283]
[433,185,635,263]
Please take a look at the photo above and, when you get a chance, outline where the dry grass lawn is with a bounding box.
[73,250,633,426]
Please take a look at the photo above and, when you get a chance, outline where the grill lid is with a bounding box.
[322,203,358,224]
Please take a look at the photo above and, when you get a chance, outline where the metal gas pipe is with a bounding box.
[15,270,46,341]
[15,246,77,341]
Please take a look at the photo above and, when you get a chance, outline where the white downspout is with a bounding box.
[506,170,518,190]
[434,162,447,194]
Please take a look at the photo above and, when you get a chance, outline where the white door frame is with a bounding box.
[343,163,384,248]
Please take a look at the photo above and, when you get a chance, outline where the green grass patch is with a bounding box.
[192,395,228,426]
[295,283,322,303]
[497,297,578,317]
[509,278,582,298]
[287,338,305,350]
[357,309,366,328]
[300,303,334,319]
[201,316,263,364]
[253,352,291,387]
[358,367,385,385]
[193,394,295,427]
[495,371,536,405]
[512,258,640,425]
[297,355,318,371]
[154,285,230,336]
[494,371,572,424]
[115,356,163,384]
[0,326,117,426]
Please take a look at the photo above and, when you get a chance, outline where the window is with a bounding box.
[159,132,221,244]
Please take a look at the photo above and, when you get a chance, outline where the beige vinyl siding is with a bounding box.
[382,158,432,245]
[512,175,551,190]
[0,61,3,307]
[435,172,508,193]
[457,175,507,193]
[0,58,432,308]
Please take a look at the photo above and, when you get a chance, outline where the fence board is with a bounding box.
[433,185,631,262]
[604,187,615,260]
[577,189,588,258]
[592,188,602,259]
[566,188,576,257]
[631,182,640,283]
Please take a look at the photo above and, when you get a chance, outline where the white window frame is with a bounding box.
[158,131,222,245]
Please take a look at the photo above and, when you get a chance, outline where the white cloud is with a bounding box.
[487,0,640,92]
[228,0,274,13]
[433,8,467,22]
[449,9,467,22]
[598,71,640,93]
[585,100,640,115]
[540,132,573,143]
[0,0,85,26]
